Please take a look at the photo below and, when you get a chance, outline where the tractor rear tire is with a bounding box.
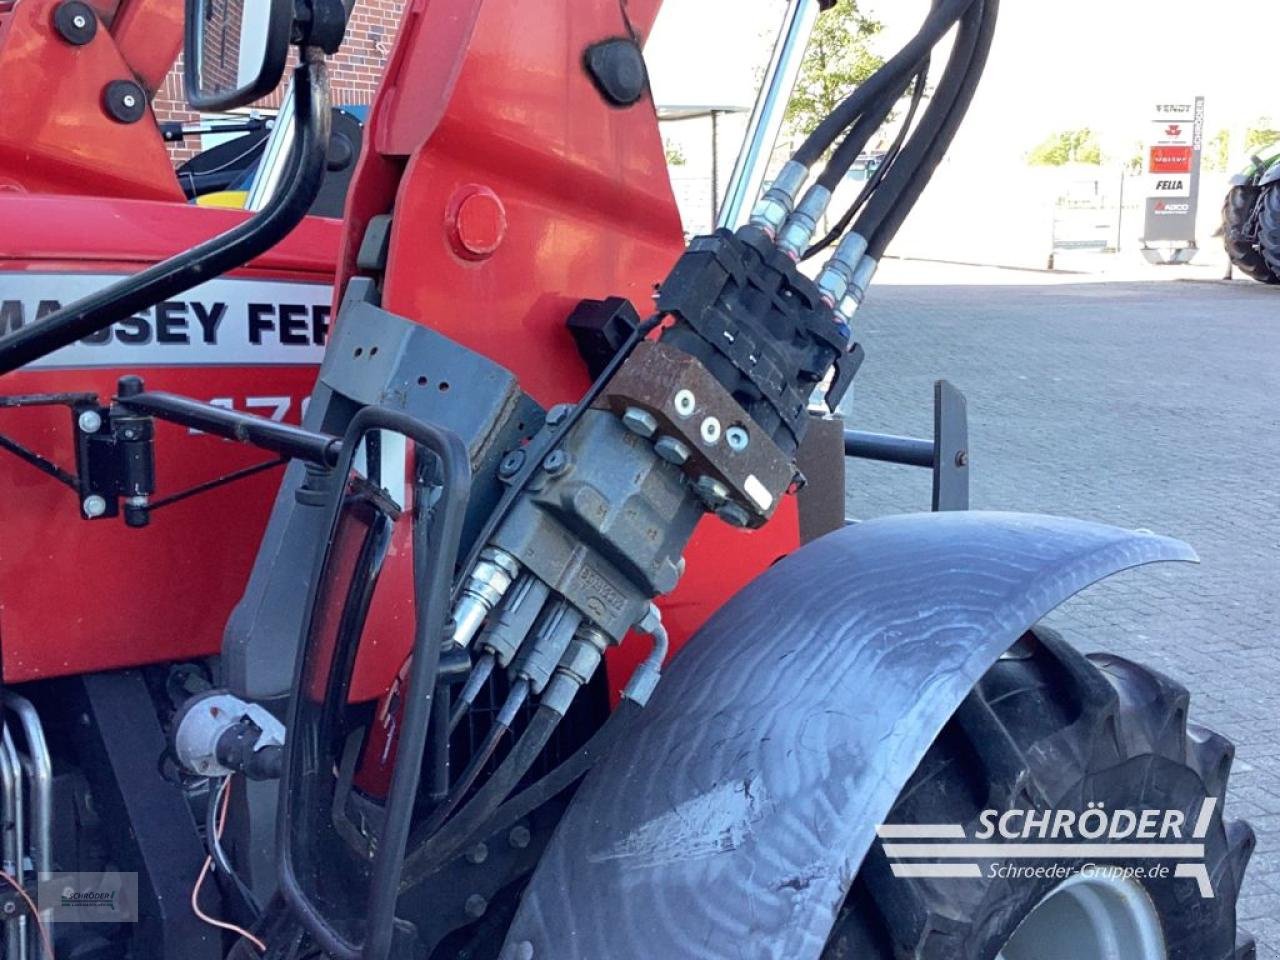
[1257,184,1280,283]
[1222,185,1277,283]
[822,626,1255,960]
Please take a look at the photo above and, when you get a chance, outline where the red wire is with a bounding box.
[191,777,266,953]
[0,867,54,960]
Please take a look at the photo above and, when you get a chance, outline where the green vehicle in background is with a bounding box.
[1222,142,1280,282]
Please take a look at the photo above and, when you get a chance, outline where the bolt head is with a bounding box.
[699,416,722,445]
[693,475,728,507]
[3,901,15,914]
[716,503,752,528]
[465,842,489,864]
[78,409,102,434]
[725,424,749,451]
[498,448,526,478]
[72,14,87,27]
[673,389,696,418]
[653,435,690,465]
[955,450,968,467]
[545,404,572,427]
[621,406,658,438]
[542,450,569,475]
[82,494,108,518]
[122,94,137,108]
[464,893,488,919]
[508,824,532,849]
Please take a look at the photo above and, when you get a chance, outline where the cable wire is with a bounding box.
[802,65,930,261]
[192,777,267,953]
[0,868,53,960]
[205,776,263,921]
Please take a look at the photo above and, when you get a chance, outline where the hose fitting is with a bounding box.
[815,232,869,307]
[840,255,879,321]
[776,184,833,260]
[449,547,520,648]
[541,623,614,717]
[747,160,808,239]
[622,603,669,707]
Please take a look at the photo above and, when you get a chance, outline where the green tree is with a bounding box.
[1244,118,1280,154]
[783,0,884,140]
[663,139,687,166]
[1205,129,1230,172]
[1027,128,1105,166]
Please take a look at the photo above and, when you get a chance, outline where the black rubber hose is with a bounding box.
[803,66,928,260]
[849,1,982,244]
[0,54,331,376]
[815,71,917,193]
[861,0,998,260]
[791,0,977,168]
[475,699,640,843]
[398,705,561,890]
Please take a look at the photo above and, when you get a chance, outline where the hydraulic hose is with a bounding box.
[791,0,977,167]
[814,70,918,193]
[0,53,332,376]
[474,699,640,843]
[856,0,997,260]
[803,66,928,260]
[399,704,562,890]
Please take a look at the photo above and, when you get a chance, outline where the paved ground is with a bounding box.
[840,265,1280,954]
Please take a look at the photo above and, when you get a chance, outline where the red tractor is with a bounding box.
[0,0,1256,957]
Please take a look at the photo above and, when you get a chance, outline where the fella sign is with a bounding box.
[1141,98,1205,251]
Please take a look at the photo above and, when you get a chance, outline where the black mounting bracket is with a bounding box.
[843,379,969,512]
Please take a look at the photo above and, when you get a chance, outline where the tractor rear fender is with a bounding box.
[503,511,1197,960]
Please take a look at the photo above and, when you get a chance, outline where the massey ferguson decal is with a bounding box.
[1142,96,1204,247]
[0,273,332,368]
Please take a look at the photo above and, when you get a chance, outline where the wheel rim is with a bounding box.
[995,872,1167,960]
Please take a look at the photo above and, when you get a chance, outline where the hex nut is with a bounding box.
[693,475,729,508]
[717,503,752,528]
[621,406,658,438]
[653,436,690,465]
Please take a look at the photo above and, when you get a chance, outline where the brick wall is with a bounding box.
[153,0,404,165]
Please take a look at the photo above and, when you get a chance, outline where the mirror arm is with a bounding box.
[0,50,333,377]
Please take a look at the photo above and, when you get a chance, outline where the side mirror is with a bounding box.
[184,0,294,111]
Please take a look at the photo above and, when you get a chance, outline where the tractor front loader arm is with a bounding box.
[502,511,1196,960]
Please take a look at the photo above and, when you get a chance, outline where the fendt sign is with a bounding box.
[1141,98,1204,250]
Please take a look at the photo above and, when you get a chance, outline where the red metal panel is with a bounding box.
[0,197,342,681]
[0,0,183,201]
[108,0,184,93]
[342,0,801,701]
